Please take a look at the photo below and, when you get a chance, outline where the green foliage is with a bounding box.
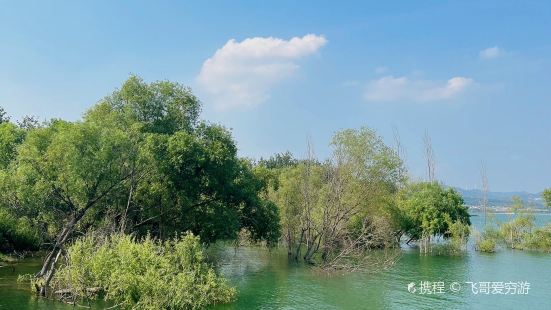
[52,233,235,309]
[477,238,497,253]
[0,122,25,169]
[17,115,41,131]
[500,215,535,249]
[473,205,551,253]
[86,75,201,135]
[1,119,137,248]
[132,123,280,244]
[523,224,551,252]
[258,151,298,169]
[0,253,17,263]
[509,195,524,213]
[0,76,281,252]
[269,127,405,266]
[474,225,500,253]
[396,182,471,252]
[445,214,470,253]
[0,206,41,252]
[543,188,551,208]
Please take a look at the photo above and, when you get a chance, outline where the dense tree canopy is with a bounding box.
[0,122,25,169]
[0,77,280,295]
[396,181,470,252]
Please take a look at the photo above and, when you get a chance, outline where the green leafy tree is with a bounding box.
[258,151,298,169]
[396,182,471,253]
[8,120,136,294]
[0,77,281,296]
[0,122,25,169]
[82,76,279,245]
[543,188,551,208]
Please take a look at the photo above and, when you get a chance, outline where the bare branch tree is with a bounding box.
[0,106,9,123]
[423,130,436,182]
[392,127,407,184]
[480,161,489,226]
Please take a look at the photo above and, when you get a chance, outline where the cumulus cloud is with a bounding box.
[364,75,474,103]
[197,34,327,109]
[479,46,503,59]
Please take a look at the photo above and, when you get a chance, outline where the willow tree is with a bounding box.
[8,120,137,295]
[0,122,25,169]
[271,128,405,269]
[1,76,280,296]
[83,76,280,244]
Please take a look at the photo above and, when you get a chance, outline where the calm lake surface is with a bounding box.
[2,213,551,309]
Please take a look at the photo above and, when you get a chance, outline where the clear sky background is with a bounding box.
[1,1,549,192]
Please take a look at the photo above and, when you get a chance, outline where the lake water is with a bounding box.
[2,213,551,309]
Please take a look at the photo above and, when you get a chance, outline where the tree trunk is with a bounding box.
[294,229,305,261]
[35,207,89,296]
[304,234,321,263]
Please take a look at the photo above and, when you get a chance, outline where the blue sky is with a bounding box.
[1,1,550,192]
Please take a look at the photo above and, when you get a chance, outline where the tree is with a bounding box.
[0,106,9,124]
[397,182,471,253]
[543,188,551,208]
[0,76,281,296]
[0,122,25,169]
[17,115,41,131]
[9,120,136,295]
[423,131,436,182]
[258,151,298,169]
[80,76,279,245]
[480,162,489,226]
[270,127,405,269]
[132,124,280,244]
[86,75,201,135]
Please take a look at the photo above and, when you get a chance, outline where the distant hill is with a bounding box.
[452,187,545,208]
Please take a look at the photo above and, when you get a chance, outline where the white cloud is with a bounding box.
[479,46,503,59]
[364,75,474,103]
[197,34,327,109]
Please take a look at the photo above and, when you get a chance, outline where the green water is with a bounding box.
[2,214,551,309]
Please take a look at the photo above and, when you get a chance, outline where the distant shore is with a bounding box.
[468,206,551,214]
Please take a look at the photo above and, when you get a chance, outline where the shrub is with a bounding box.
[52,233,235,310]
[499,214,534,249]
[476,238,497,253]
[523,224,551,252]
[445,215,470,253]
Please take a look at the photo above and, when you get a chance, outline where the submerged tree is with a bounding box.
[11,120,137,295]
[270,128,405,270]
[480,162,489,226]
[396,182,471,254]
[0,76,280,296]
